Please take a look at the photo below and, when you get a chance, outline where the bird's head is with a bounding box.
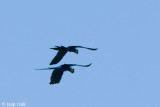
[73,49,78,54]
[69,67,74,73]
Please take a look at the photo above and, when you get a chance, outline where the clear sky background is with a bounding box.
[0,0,160,107]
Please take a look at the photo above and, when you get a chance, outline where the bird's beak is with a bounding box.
[75,50,78,54]
[69,68,74,73]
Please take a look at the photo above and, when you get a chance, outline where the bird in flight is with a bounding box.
[36,63,92,84]
[50,46,98,65]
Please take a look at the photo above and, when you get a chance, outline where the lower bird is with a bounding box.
[36,63,92,85]
[50,45,98,65]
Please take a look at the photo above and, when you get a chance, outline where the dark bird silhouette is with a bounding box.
[50,46,97,65]
[36,63,92,84]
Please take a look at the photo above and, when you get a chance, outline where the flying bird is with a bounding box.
[50,46,97,65]
[36,63,92,84]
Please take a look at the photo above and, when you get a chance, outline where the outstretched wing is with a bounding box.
[50,50,67,65]
[69,46,98,50]
[66,63,92,67]
[50,69,64,84]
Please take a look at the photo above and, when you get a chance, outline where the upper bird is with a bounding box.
[50,45,98,65]
[36,63,91,84]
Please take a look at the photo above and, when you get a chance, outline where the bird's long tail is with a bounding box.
[50,46,66,50]
[50,47,59,50]
[77,63,92,67]
[35,68,55,70]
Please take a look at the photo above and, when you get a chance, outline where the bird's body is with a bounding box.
[37,63,91,84]
[50,45,97,65]
[52,64,74,72]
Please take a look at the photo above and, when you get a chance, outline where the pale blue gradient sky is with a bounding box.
[0,0,160,107]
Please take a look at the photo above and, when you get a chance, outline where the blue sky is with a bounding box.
[0,0,160,107]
